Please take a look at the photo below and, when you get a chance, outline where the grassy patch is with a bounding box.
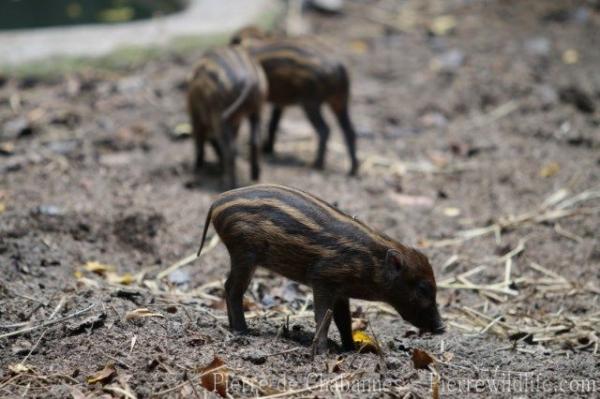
[1,2,283,79]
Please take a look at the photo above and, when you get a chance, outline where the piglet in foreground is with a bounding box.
[196,184,444,353]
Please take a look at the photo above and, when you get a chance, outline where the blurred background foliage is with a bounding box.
[0,0,187,30]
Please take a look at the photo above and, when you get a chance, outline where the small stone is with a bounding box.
[36,205,64,216]
[168,269,190,285]
[430,49,464,73]
[573,7,590,24]
[46,139,79,155]
[117,76,144,93]
[421,112,448,128]
[2,117,33,140]
[536,85,559,108]
[524,37,551,56]
[12,339,33,355]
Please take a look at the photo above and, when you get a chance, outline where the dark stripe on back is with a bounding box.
[214,185,392,252]
[214,202,373,265]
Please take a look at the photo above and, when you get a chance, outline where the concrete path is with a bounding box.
[0,0,277,66]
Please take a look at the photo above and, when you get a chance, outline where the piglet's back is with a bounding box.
[210,184,395,283]
[188,47,267,123]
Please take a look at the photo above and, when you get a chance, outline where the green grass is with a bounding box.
[1,2,283,79]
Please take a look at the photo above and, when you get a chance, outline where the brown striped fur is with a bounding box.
[231,27,359,176]
[197,184,444,353]
[187,46,268,188]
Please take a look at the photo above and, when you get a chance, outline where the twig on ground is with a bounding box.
[425,188,599,248]
[19,296,67,365]
[311,309,333,358]
[156,235,219,280]
[0,304,94,340]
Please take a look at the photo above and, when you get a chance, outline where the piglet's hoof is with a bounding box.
[312,160,325,170]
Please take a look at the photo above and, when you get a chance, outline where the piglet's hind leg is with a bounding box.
[224,252,256,332]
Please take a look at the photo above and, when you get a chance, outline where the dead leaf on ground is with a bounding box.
[0,202,5,214]
[430,15,456,36]
[350,40,368,54]
[173,122,192,139]
[412,348,436,370]
[106,272,135,285]
[540,162,560,178]
[83,261,115,275]
[86,363,116,385]
[199,356,228,398]
[562,49,579,64]
[352,330,381,354]
[0,143,14,155]
[125,308,164,321]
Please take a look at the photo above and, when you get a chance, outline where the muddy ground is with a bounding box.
[1,0,599,398]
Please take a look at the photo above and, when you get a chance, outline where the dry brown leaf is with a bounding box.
[412,348,435,369]
[106,272,135,285]
[350,40,368,54]
[174,122,192,137]
[86,363,116,385]
[83,261,115,275]
[199,356,228,398]
[124,308,164,321]
[540,162,560,178]
[562,49,579,64]
[352,330,381,354]
[0,142,15,155]
[430,15,456,36]
[0,202,6,214]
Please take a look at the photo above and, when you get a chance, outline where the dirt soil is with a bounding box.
[1,1,599,398]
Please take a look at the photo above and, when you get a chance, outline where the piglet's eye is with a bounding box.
[417,282,433,297]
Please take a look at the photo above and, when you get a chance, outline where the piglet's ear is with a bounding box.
[385,249,406,277]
